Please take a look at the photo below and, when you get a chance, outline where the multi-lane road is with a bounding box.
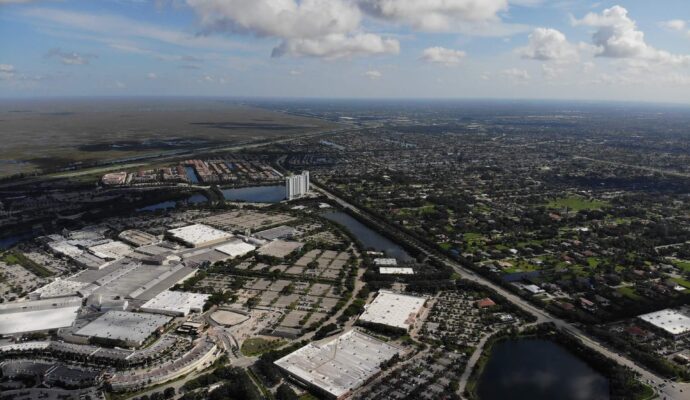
[314,183,689,400]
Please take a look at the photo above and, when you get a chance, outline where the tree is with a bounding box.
[276,383,298,400]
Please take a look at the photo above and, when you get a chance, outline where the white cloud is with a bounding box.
[661,19,687,32]
[516,28,578,62]
[420,47,466,66]
[186,0,399,59]
[45,48,96,65]
[574,6,690,65]
[358,0,508,31]
[364,69,382,79]
[147,72,157,79]
[501,68,530,81]
[0,64,16,80]
[271,33,399,59]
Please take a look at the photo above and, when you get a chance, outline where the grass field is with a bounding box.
[0,99,335,178]
[673,260,690,273]
[240,337,285,357]
[0,251,53,277]
[618,286,643,301]
[547,196,608,211]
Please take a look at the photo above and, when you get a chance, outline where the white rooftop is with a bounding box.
[639,308,690,336]
[0,297,82,335]
[140,290,210,316]
[168,224,233,247]
[357,290,425,331]
[31,279,88,299]
[215,240,256,258]
[88,240,133,260]
[379,267,414,275]
[373,258,398,266]
[75,311,171,345]
[275,330,400,398]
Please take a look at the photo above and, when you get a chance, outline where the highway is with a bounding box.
[314,183,689,400]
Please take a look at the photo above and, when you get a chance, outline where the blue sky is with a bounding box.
[2,0,690,103]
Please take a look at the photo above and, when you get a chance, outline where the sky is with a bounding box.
[2,0,690,103]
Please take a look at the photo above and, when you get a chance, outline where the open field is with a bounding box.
[0,98,336,177]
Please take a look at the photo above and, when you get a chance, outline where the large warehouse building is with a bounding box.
[0,297,82,336]
[357,290,426,331]
[167,224,233,248]
[638,308,690,338]
[75,311,172,347]
[275,330,400,400]
[140,290,210,317]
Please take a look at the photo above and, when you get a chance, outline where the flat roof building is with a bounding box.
[75,311,172,347]
[215,240,256,258]
[638,308,690,338]
[0,297,82,336]
[357,290,426,331]
[140,290,210,317]
[275,330,400,400]
[167,224,233,248]
[379,267,414,275]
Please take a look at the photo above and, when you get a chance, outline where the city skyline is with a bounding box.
[2,0,690,103]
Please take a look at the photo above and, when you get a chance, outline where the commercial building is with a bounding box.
[275,330,400,400]
[118,230,159,247]
[357,290,426,331]
[30,279,88,300]
[379,267,414,275]
[75,311,172,347]
[214,240,256,258]
[167,224,233,248]
[373,258,397,266]
[638,308,690,338]
[0,297,82,336]
[285,171,310,200]
[140,290,210,317]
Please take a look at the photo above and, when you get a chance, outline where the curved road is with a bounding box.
[314,183,688,400]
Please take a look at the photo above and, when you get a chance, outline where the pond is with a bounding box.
[221,185,285,203]
[477,338,609,400]
[136,193,208,212]
[0,231,37,250]
[320,210,413,262]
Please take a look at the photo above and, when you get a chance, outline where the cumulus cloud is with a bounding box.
[271,33,399,59]
[186,0,399,59]
[364,69,382,79]
[516,28,578,62]
[358,0,508,31]
[574,5,690,65]
[420,46,466,66]
[45,48,96,65]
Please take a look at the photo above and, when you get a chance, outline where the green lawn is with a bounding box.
[673,260,690,273]
[547,196,608,211]
[671,277,690,289]
[240,337,285,356]
[618,286,643,301]
[1,251,53,277]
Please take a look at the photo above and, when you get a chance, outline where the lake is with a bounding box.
[477,338,609,400]
[320,210,413,262]
[0,231,37,250]
[136,193,208,212]
[221,185,285,203]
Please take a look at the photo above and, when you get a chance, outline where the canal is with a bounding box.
[477,338,609,400]
[320,210,413,262]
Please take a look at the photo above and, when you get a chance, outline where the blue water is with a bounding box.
[222,185,285,203]
[477,339,609,400]
[0,232,36,250]
[320,210,413,262]
[184,166,200,183]
[136,193,208,212]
